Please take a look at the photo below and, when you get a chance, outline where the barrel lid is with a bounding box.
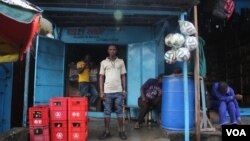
[163,74,194,78]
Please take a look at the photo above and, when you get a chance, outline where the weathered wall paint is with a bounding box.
[60,26,154,44]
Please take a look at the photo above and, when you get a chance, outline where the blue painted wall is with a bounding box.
[125,22,169,119]
[60,26,154,44]
[127,41,158,106]
[0,63,13,133]
[34,36,65,105]
[60,24,166,107]
[126,21,170,107]
[155,22,169,76]
[34,22,169,116]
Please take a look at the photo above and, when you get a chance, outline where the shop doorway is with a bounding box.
[65,44,127,112]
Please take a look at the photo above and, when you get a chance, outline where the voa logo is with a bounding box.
[226,129,246,136]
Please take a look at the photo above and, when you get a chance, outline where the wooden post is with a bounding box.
[194,5,201,141]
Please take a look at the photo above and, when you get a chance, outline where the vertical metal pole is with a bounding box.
[23,47,31,127]
[33,36,39,106]
[183,61,189,141]
[194,5,201,141]
[201,78,207,128]
[180,13,190,141]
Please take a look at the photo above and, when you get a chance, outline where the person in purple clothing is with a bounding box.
[211,81,243,125]
[134,74,163,129]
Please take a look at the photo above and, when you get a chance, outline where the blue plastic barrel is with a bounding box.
[161,76,195,130]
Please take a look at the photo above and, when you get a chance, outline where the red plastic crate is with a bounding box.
[50,110,67,121]
[84,131,88,141]
[29,126,50,141]
[68,120,87,132]
[84,128,88,140]
[50,97,68,111]
[68,98,88,111]
[50,121,68,141]
[68,110,88,121]
[68,131,87,141]
[29,105,49,127]
[68,120,87,141]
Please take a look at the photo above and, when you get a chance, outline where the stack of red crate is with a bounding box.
[68,97,88,141]
[29,105,50,141]
[50,98,68,141]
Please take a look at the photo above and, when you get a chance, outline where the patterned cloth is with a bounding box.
[142,79,161,100]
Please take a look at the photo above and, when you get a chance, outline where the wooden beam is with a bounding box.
[40,7,181,16]
[194,5,201,141]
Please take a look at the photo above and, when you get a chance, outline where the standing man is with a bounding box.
[99,45,127,140]
[211,81,243,125]
[77,55,98,110]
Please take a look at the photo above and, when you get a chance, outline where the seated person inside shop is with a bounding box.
[134,74,163,129]
[209,81,243,125]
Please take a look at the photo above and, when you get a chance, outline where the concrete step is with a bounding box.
[0,128,28,141]
[163,129,222,141]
